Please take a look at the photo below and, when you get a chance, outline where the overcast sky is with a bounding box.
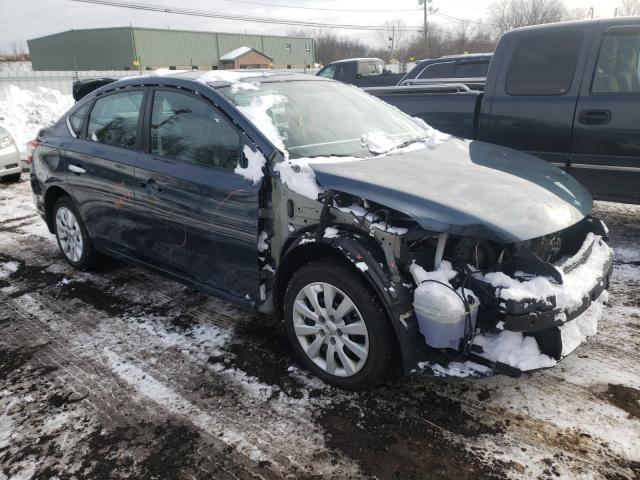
[0,0,623,52]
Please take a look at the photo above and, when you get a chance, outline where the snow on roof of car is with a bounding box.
[328,57,384,64]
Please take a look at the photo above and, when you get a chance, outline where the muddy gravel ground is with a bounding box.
[1,178,639,480]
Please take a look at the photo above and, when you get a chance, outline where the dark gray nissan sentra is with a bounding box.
[29,71,613,389]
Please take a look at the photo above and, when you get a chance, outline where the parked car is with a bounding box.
[366,18,640,204]
[397,53,492,88]
[0,126,21,182]
[30,71,613,389]
[316,58,404,87]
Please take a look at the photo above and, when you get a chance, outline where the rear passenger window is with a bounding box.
[592,29,640,94]
[68,101,91,136]
[357,62,383,77]
[506,31,583,95]
[418,62,455,79]
[454,61,490,78]
[150,90,240,170]
[87,91,143,149]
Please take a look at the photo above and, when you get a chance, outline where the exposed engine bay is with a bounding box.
[298,190,616,375]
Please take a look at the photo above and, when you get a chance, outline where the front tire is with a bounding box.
[284,260,395,390]
[53,196,101,270]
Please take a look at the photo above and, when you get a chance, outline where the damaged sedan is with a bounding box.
[30,71,613,390]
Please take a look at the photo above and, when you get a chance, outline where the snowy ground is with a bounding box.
[0,178,639,480]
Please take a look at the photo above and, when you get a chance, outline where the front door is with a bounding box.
[134,88,261,302]
[481,28,589,167]
[570,24,640,202]
[65,88,144,253]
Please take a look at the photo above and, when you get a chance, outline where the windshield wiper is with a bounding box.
[385,137,427,153]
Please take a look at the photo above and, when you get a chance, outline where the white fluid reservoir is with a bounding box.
[413,281,479,350]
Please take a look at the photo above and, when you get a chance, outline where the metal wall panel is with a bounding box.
[133,28,219,68]
[28,28,135,70]
[27,28,314,71]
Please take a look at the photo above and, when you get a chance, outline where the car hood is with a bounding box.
[309,139,592,243]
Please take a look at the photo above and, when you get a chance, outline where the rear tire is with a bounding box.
[284,259,395,390]
[53,196,101,270]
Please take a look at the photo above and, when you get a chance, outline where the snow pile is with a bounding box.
[355,262,368,272]
[197,70,273,84]
[323,227,339,238]
[274,156,362,200]
[237,94,288,154]
[473,330,557,371]
[418,361,492,377]
[481,234,612,313]
[338,203,408,235]
[412,116,452,147]
[361,132,398,154]
[257,231,269,252]
[558,295,603,356]
[0,261,19,279]
[0,85,73,156]
[236,145,266,184]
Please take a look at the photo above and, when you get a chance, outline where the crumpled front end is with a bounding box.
[405,215,614,375]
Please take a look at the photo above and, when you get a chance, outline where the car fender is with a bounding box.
[276,230,427,373]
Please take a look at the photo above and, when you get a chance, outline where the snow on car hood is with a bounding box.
[310,139,593,243]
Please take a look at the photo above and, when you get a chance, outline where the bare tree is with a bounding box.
[377,20,407,62]
[489,0,568,36]
[455,20,471,53]
[565,7,590,20]
[619,0,640,16]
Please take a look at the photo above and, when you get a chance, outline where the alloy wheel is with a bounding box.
[56,206,84,263]
[292,282,369,377]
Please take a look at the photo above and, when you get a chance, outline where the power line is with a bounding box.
[71,0,426,32]
[204,0,422,13]
[434,11,498,27]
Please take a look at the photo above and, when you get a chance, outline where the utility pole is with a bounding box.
[419,0,438,59]
[422,0,428,58]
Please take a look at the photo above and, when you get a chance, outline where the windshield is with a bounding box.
[220,79,427,159]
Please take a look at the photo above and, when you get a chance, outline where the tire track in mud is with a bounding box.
[1,284,362,479]
[0,297,278,480]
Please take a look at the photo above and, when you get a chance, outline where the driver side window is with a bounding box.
[150,90,240,170]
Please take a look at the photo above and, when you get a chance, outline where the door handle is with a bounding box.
[578,109,611,125]
[68,164,86,174]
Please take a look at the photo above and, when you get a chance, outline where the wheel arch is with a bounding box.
[274,231,422,373]
[43,185,76,234]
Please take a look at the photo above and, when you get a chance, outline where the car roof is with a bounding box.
[91,70,328,98]
[117,69,323,86]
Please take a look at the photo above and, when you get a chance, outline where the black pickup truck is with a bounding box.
[367,18,640,203]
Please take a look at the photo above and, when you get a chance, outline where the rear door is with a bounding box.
[570,24,640,202]
[65,88,144,252]
[481,28,589,167]
[133,87,261,302]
